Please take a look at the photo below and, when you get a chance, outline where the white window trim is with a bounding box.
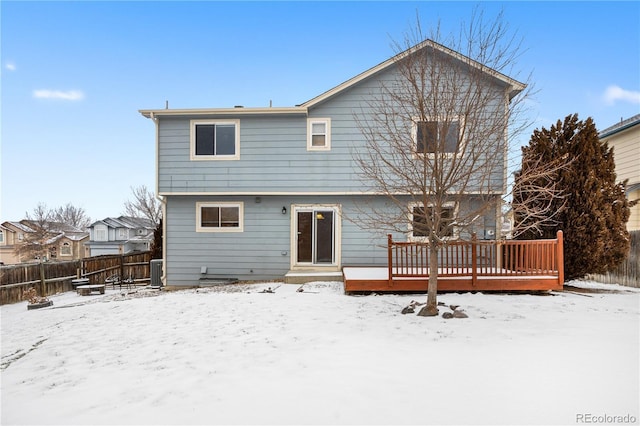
[196,201,244,233]
[60,242,72,256]
[290,204,342,270]
[190,119,241,161]
[94,225,108,242]
[408,201,459,241]
[411,116,465,159]
[307,118,331,151]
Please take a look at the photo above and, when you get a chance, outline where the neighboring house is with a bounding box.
[0,223,19,264]
[599,114,640,231]
[0,220,89,264]
[139,40,524,287]
[85,216,155,257]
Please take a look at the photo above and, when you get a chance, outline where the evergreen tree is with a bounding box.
[514,113,631,280]
[150,219,163,259]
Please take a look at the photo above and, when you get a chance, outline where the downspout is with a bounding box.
[150,112,167,287]
[500,85,510,238]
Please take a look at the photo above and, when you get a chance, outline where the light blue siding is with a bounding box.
[164,195,393,285]
[163,194,499,285]
[156,56,509,286]
[157,64,506,195]
[158,115,364,194]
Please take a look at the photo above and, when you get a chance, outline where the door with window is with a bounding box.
[294,206,338,266]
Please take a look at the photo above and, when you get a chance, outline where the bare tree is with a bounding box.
[52,203,91,230]
[353,10,536,316]
[14,203,57,262]
[510,153,570,238]
[123,185,162,225]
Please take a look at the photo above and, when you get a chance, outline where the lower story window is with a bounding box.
[196,202,243,232]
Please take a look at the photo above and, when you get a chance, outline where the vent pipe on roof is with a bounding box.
[270,99,273,107]
[165,100,169,109]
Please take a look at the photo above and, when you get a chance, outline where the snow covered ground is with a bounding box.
[1,280,638,425]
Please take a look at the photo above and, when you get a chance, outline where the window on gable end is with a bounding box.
[414,119,460,155]
[307,118,331,151]
[94,225,108,242]
[61,242,72,256]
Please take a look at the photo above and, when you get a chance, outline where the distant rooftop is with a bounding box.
[599,114,640,139]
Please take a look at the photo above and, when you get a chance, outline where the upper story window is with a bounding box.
[190,119,240,160]
[196,202,244,232]
[307,118,331,151]
[0,230,4,244]
[94,225,108,241]
[118,228,129,240]
[60,242,72,256]
[410,202,458,240]
[414,119,460,155]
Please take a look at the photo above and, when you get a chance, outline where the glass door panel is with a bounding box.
[315,210,334,263]
[297,211,313,263]
[295,208,335,265]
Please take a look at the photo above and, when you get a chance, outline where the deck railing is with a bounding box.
[388,231,564,286]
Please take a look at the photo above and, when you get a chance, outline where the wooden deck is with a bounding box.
[343,231,564,293]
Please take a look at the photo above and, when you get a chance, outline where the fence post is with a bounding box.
[120,254,125,281]
[471,233,478,287]
[557,230,564,286]
[39,261,46,295]
[388,234,393,287]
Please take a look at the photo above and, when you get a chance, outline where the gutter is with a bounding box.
[599,114,640,139]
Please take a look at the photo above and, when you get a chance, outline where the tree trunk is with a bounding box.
[418,241,440,317]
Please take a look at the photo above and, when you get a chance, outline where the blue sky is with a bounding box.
[1,1,639,223]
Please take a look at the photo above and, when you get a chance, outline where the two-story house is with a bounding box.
[0,220,89,264]
[599,114,640,231]
[85,216,155,256]
[140,40,525,287]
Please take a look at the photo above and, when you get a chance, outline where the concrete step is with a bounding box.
[284,271,344,284]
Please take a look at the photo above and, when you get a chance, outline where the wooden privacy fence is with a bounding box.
[388,231,564,287]
[0,261,81,305]
[588,230,640,288]
[0,251,152,305]
[81,251,152,285]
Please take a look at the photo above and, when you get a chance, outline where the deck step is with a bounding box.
[284,271,344,284]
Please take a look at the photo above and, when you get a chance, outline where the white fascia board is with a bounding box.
[139,107,307,119]
[301,39,526,108]
[158,190,505,196]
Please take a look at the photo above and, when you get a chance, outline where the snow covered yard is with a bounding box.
[1,281,638,425]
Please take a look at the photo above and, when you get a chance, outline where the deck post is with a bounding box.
[471,233,478,288]
[557,230,564,287]
[387,234,393,287]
